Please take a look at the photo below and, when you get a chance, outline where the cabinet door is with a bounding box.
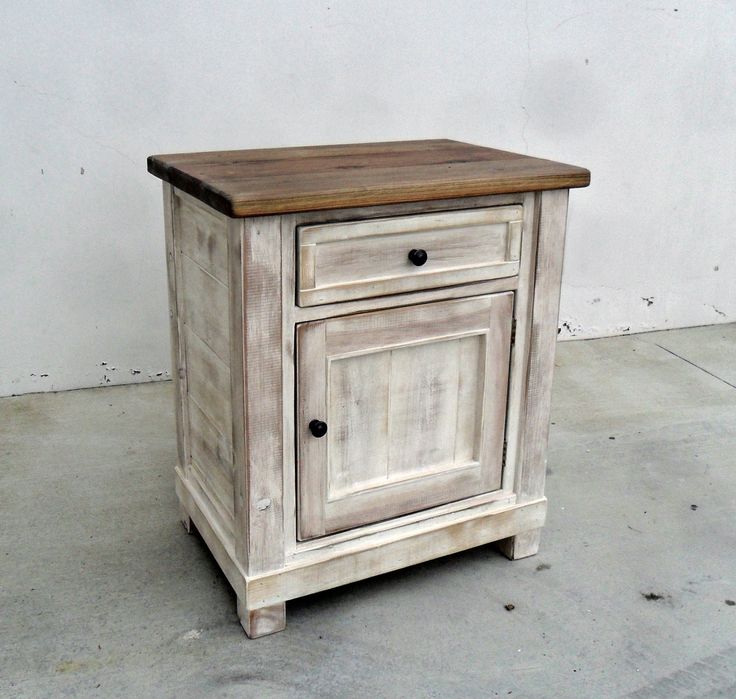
[297,293,514,540]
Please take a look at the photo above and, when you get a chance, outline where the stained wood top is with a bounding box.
[148,139,589,217]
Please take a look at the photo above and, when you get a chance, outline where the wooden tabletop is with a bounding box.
[148,139,589,217]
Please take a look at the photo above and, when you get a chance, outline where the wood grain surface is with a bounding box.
[148,139,590,217]
[297,205,523,306]
[296,293,513,539]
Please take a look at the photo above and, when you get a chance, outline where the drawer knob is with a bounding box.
[309,419,328,438]
[408,249,428,266]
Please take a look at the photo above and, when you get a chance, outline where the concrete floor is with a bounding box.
[1,324,735,698]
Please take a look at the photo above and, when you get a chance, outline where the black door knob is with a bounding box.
[309,419,328,438]
[408,249,428,266]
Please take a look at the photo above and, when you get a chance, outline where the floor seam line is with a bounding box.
[654,343,736,390]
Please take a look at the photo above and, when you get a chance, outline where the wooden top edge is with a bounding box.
[151,139,460,164]
[147,140,590,217]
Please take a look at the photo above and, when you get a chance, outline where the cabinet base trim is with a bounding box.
[176,467,246,597]
[246,498,545,608]
[176,467,545,613]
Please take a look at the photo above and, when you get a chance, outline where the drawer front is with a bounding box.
[297,205,523,306]
[296,293,514,540]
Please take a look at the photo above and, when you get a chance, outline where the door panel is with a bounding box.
[297,293,514,540]
[329,351,390,498]
[384,337,464,481]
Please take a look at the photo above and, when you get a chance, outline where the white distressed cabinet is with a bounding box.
[148,140,589,637]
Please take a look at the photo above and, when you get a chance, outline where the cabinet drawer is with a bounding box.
[297,205,523,306]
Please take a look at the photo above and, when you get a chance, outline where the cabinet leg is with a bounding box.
[237,599,286,638]
[497,527,541,560]
[179,502,193,534]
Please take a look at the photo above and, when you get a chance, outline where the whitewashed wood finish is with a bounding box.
[167,187,236,540]
[282,195,532,554]
[301,206,522,245]
[177,463,544,611]
[507,219,522,261]
[162,184,188,474]
[290,195,525,324]
[188,463,235,541]
[237,600,286,638]
[328,350,391,496]
[176,466,244,598]
[184,326,232,435]
[298,206,523,306]
[497,528,542,560]
[500,192,538,494]
[179,255,230,364]
[295,318,328,539]
[292,192,525,228]
[296,293,513,539]
[226,218,249,567]
[295,275,518,323]
[166,182,575,638]
[238,216,285,576]
[248,498,547,608]
[176,193,229,285]
[279,214,299,557]
[173,187,230,225]
[295,488,516,552]
[519,189,569,500]
[188,400,234,517]
[281,207,519,557]
[499,189,569,560]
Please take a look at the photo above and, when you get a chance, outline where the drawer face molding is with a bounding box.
[297,206,523,306]
[296,293,514,540]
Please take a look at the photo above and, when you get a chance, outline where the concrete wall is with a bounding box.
[2,1,734,396]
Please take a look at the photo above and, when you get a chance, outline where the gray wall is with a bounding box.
[2,1,734,396]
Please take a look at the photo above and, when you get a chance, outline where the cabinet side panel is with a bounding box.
[185,326,232,435]
[177,197,229,285]
[517,189,569,501]
[180,256,230,364]
[188,399,235,521]
[173,190,236,540]
[163,184,188,472]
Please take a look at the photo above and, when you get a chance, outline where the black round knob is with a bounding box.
[309,419,328,438]
[408,249,428,266]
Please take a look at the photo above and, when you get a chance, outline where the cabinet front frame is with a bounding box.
[279,192,539,559]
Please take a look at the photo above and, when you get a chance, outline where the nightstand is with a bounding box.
[148,139,589,637]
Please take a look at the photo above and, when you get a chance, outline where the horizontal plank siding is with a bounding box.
[180,255,230,364]
[176,194,229,285]
[184,327,231,430]
[171,191,237,548]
